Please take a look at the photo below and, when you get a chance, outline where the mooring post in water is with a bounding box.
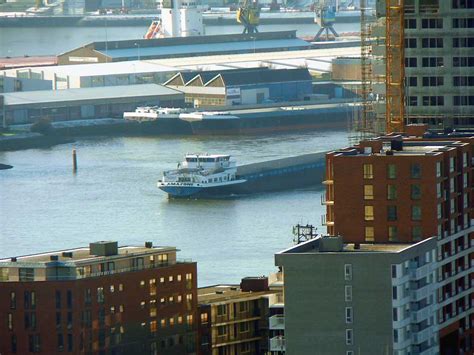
[72,149,77,172]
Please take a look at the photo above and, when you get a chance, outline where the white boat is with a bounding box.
[123,107,184,122]
[179,111,240,122]
[157,154,246,198]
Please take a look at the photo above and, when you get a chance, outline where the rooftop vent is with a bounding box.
[89,241,118,256]
[50,255,59,261]
[145,241,153,248]
[215,290,224,294]
[62,252,73,258]
[10,257,17,262]
[386,150,394,156]
[354,243,361,250]
[391,140,403,151]
[230,287,238,291]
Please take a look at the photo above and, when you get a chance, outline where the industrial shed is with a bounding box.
[3,84,184,125]
[57,31,311,64]
[165,67,313,107]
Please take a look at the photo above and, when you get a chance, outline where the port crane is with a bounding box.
[237,0,260,34]
[313,0,339,41]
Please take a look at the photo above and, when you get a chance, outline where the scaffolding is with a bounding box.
[385,0,405,133]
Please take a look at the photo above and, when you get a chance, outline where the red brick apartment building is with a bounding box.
[0,241,198,355]
[324,126,473,354]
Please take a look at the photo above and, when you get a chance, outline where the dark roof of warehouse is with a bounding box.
[165,67,311,87]
[215,68,312,86]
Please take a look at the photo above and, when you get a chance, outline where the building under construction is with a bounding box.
[355,0,474,135]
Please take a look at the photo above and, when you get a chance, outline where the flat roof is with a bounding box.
[103,38,311,60]
[24,60,178,77]
[0,245,176,265]
[3,84,182,106]
[198,285,275,304]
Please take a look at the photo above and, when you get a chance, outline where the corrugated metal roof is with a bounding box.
[217,68,312,86]
[3,84,182,106]
[103,38,311,59]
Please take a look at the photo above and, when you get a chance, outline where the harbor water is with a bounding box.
[0,130,350,286]
[0,22,360,57]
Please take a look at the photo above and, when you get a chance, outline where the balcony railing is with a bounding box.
[270,336,286,352]
[269,315,285,330]
[44,258,193,281]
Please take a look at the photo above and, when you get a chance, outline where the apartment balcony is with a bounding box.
[412,326,434,345]
[411,304,435,323]
[270,336,286,352]
[320,194,334,206]
[411,283,436,302]
[409,262,432,280]
[321,215,334,226]
[269,315,285,330]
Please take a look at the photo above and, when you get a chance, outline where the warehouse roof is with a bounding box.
[215,68,312,86]
[8,60,178,78]
[102,38,311,60]
[3,84,182,106]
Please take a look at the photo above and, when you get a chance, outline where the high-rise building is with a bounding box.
[323,127,473,354]
[373,0,474,129]
[275,235,439,355]
[0,241,198,355]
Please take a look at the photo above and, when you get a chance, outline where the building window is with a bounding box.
[168,275,174,282]
[97,287,104,304]
[217,325,227,336]
[345,329,353,345]
[387,185,397,200]
[422,96,444,106]
[345,286,352,302]
[149,279,156,296]
[453,57,474,67]
[422,18,443,28]
[55,291,61,309]
[410,163,421,178]
[160,319,166,328]
[169,317,175,327]
[239,301,248,312]
[453,76,474,86]
[186,273,193,281]
[412,226,422,241]
[365,227,374,242]
[391,265,397,278]
[405,38,417,48]
[452,0,474,8]
[58,334,64,352]
[364,206,374,221]
[239,322,250,333]
[186,315,193,325]
[422,57,443,67]
[345,307,353,323]
[412,206,422,220]
[363,164,373,179]
[344,264,352,281]
[453,37,474,48]
[200,313,208,323]
[421,38,443,48]
[364,185,374,200]
[8,313,13,330]
[408,96,418,106]
[407,76,417,86]
[422,76,444,87]
[388,226,398,242]
[454,96,474,106]
[405,18,416,28]
[436,161,442,177]
[405,57,417,67]
[387,164,397,179]
[217,304,227,316]
[19,268,34,282]
[387,206,398,221]
[411,184,421,199]
[392,286,398,300]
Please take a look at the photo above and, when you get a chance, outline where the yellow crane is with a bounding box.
[237,0,260,34]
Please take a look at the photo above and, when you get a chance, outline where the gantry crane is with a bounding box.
[237,0,260,34]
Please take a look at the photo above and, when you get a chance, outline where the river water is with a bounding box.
[0,22,360,57]
[0,21,357,285]
[0,130,350,286]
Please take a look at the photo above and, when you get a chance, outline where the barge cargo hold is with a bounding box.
[158,152,326,198]
[127,102,357,135]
